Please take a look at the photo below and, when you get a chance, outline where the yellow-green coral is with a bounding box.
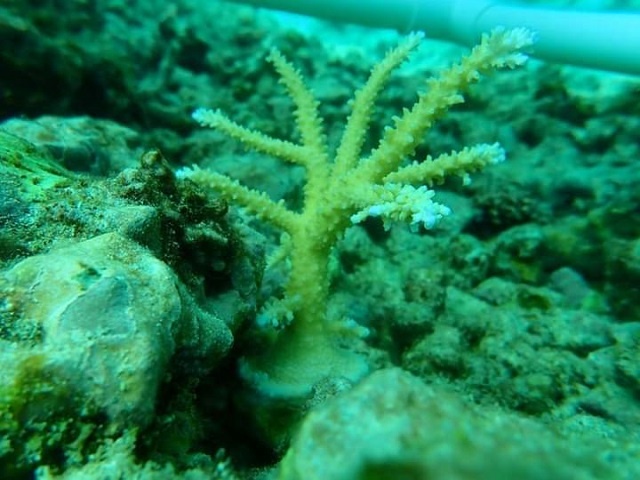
[179,28,534,396]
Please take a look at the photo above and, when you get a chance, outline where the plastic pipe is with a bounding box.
[227,0,640,75]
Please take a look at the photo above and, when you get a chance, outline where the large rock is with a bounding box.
[1,233,182,428]
[279,368,636,480]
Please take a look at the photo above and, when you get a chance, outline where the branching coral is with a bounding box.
[178,28,534,399]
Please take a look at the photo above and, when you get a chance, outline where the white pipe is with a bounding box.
[227,0,640,75]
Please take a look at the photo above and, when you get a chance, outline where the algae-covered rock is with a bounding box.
[1,116,142,175]
[0,233,183,473]
[1,232,181,422]
[0,230,240,476]
[0,125,262,477]
[0,129,76,262]
[279,368,638,480]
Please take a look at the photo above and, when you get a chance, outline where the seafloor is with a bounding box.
[1,1,639,479]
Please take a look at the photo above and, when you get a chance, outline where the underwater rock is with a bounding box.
[0,232,182,428]
[0,126,262,476]
[0,116,142,175]
[278,368,636,480]
[0,232,228,475]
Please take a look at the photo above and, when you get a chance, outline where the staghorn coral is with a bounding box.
[178,28,535,401]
